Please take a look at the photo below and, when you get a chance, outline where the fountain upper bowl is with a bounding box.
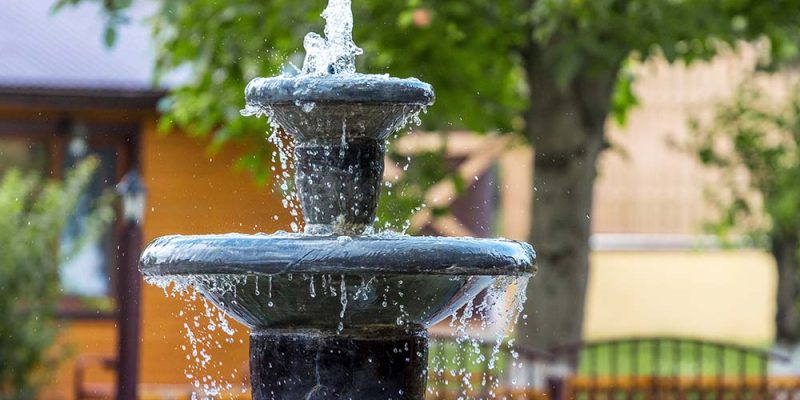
[244,74,435,143]
[245,74,435,106]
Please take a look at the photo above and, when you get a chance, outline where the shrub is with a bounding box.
[0,159,113,399]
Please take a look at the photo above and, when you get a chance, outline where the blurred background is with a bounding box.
[1,0,800,399]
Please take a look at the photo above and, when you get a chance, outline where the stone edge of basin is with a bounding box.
[245,75,435,106]
[139,234,536,277]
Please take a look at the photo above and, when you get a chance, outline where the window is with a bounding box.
[59,133,116,299]
[0,137,47,175]
[0,119,138,318]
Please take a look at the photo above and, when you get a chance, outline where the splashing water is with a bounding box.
[428,277,531,399]
[148,269,532,398]
[302,0,363,75]
[147,276,247,399]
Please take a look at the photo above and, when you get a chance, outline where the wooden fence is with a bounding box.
[427,335,800,400]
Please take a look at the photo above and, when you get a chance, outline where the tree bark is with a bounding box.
[773,231,800,344]
[516,44,619,350]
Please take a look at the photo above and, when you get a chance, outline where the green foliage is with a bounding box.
[611,61,639,126]
[52,0,133,47]
[0,159,114,400]
[53,0,800,169]
[689,81,800,245]
[377,140,451,231]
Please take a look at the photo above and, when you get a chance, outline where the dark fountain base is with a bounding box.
[250,327,428,400]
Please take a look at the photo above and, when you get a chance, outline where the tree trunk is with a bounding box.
[773,231,800,344]
[516,45,619,351]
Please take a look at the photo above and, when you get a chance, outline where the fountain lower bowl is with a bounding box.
[142,233,534,399]
[140,233,535,331]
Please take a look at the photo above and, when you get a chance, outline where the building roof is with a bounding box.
[0,0,164,106]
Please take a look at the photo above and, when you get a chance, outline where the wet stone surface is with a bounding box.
[295,137,384,235]
[250,328,428,400]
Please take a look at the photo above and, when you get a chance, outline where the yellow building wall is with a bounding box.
[47,322,119,399]
[584,250,777,345]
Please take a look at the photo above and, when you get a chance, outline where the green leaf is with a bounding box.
[610,62,639,126]
[103,25,117,47]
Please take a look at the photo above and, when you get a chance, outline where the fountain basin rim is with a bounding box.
[139,233,535,277]
[250,325,426,338]
[245,74,435,106]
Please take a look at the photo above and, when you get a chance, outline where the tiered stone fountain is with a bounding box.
[140,1,535,399]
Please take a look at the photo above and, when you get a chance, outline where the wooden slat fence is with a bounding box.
[426,335,800,400]
[552,338,774,400]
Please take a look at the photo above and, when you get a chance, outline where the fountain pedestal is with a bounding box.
[250,327,427,400]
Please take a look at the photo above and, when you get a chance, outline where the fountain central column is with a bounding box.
[295,136,385,235]
[250,327,427,399]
